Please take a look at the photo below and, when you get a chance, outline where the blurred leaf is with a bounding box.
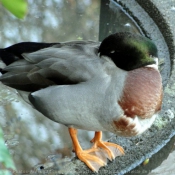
[0,127,16,170]
[0,170,12,175]
[0,0,28,19]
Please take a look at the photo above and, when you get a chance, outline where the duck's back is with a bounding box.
[0,41,100,91]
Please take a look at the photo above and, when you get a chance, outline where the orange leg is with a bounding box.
[69,128,106,172]
[69,128,124,172]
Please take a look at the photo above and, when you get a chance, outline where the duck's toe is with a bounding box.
[91,131,125,161]
[99,141,125,160]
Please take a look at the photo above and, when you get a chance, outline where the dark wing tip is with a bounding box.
[28,92,36,105]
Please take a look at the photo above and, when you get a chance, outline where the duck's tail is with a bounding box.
[0,42,58,68]
[0,48,17,66]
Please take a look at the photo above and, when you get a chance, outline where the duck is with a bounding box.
[0,32,163,172]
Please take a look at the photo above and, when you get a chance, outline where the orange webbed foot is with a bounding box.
[90,131,124,161]
[76,147,108,172]
[69,128,124,172]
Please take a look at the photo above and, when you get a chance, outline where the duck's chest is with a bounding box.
[110,67,163,136]
[118,67,162,118]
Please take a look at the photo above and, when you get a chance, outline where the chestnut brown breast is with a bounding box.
[118,67,163,119]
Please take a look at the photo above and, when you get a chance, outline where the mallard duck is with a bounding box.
[0,32,163,172]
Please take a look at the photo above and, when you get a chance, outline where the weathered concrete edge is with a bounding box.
[136,0,175,68]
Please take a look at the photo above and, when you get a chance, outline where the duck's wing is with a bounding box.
[0,41,101,91]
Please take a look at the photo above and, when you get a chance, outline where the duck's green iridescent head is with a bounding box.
[98,32,158,71]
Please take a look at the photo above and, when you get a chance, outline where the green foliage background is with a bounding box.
[0,128,16,174]
[0,0,27,19]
